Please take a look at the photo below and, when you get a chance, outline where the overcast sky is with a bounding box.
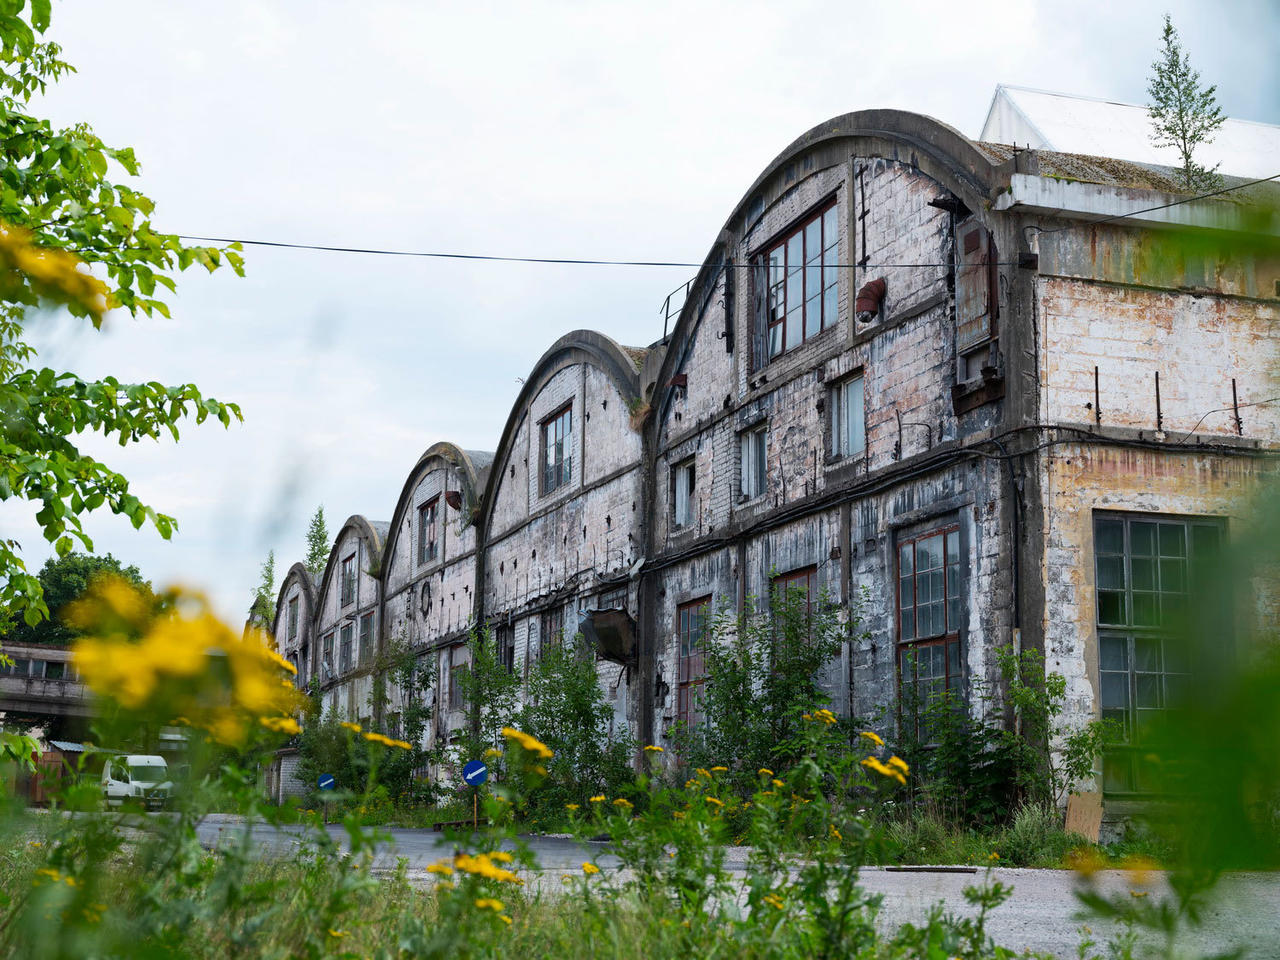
[5,0,1278,623]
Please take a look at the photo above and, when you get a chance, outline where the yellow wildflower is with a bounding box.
[498,915,512,925]
[643,744,664,753]
[771,778,784,788]
[259,715,301,735]
[454,853,522,884]
[1121,855,1159,887]
[488,850,514,864]
[483,747,503,759]
[589,795,605,803]
[581,862,600,875]
[860,730,885,747]
[762,893,785,910]
[710,765,728,773]
[612,797,633,809]
[1066,846,1106,879]
[501,727,553,759]
[801,713,812,721]
[886,755,909,776]
[695,768,711,778]
[830,824,843,841]
[437,881,455,892]
[705,796,724,808]
[989,852,1000,862]
[474,898,505,912]
[565,803,580,812]
[533,765,547,776]
[861,756,906,785]
[340,721,362,732]
[328,930,346,939]
[758,768,774,777]
[427,862,454,877]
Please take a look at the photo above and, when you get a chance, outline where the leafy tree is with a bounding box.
[516,638,634,815]
[250,549,276,625]
[456,625,521,764]
[1147,14,1226,191]
[2,550,153,645]
[670,582,853,787]
[0,1,244,629]
[304,505,330,580]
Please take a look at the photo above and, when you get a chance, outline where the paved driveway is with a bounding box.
[194,818,1280,959]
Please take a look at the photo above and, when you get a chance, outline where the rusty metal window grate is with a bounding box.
[358,613,374,666]
[495,623,515,674]
[417,497,439,564]
[897,527,963,731]
[540,404,572,495]
[540,605,565,657]
[752,201,839,367]
[340,554,356,606]
[339,623,353,674]
[677,597,711,728]
[322,632,334,678]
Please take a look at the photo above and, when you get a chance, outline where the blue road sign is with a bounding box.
[317,773,336,791]
[462,759,488,787]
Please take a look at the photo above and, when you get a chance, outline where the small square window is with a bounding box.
[831,374,865,459]
[740,425,767,500]
[672,458,696,528]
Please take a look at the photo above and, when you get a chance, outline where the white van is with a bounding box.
[101,755,172,810]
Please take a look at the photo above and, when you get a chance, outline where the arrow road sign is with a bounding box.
[462,760,488,787]
[317,773,336,791]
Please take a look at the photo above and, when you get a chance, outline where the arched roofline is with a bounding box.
[477,330,642,539]
[315,514,386,613]
[271,562,317,639]
[652,109,1002,429]
[383,440,487,572]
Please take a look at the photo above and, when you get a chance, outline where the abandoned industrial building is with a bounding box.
[268,90,1280,804]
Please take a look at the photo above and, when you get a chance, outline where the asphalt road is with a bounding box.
[194,817,1279,959]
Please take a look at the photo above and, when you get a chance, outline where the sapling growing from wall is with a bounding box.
[1146,14,1226,191]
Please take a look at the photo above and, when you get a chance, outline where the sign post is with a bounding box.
[317,773,335,824]
[461,760,488,832]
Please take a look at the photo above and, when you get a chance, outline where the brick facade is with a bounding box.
[270,108,1279,802]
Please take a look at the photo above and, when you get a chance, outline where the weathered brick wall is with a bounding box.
[647,153,1007,751]
[1039,277,1280,438]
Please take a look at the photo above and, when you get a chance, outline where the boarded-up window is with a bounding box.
[955,219,996,382]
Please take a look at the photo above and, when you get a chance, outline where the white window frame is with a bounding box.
[831,373,865,459]
[740,425,767,500]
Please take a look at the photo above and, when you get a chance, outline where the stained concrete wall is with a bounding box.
[260,110,1278,806]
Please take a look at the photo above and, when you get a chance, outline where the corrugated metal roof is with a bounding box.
[981,85,1280,180]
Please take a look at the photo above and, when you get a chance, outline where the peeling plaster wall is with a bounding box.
[1039,276,1280,437]
[1038,444,1276,788]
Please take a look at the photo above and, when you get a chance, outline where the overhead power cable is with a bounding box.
[175,169,1279,269]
